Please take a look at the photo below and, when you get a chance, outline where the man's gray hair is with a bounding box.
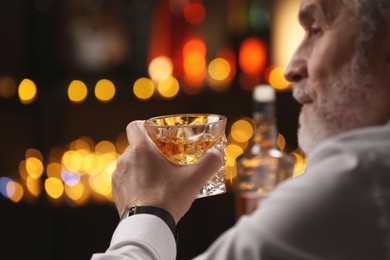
[342,0,390,76]
[342,0,390,34]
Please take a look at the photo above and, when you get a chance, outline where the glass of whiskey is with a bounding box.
[145,113,227,198]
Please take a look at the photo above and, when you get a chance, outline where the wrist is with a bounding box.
[120,205,176,236]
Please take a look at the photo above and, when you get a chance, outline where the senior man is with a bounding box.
[92,0,390,259]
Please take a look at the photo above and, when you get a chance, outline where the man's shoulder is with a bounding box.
[308,122,390,169]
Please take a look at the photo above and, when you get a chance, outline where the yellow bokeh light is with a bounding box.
[89,174,111,197]
[231,119,254,143]
[7,181,24,203]
[95,140,116,154]
[62,151,83,173]
[26,176,42,197]
[208,58,231,81]
[69,183,90,206]
[148,56,173,82]
[0,76,17,98]
[269,66,291,90]
[65,182,85,201]
[25,157,44,179]
[44,177,64,199]
[157,76,179,99]
[225,144,244,167]
[133,77,155,100]
[18,78,37,104]
[225,143,244,180]
[105,160,117,176]
[97,153,117,173]
[95,79,115,102]
[68,80,88,103]
[70,138,92,152]
[82,153,100,176]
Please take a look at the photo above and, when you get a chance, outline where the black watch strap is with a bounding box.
[120,205,176,235]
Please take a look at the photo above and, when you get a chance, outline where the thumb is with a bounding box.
[186,146,225,186]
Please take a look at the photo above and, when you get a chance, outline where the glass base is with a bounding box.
[197,167,226,198]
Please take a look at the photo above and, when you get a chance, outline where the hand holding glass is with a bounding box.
[144,114,227,198]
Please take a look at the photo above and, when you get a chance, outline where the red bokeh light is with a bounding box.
[184,2,206,25]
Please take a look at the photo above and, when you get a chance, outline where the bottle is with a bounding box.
[234,84,294,219]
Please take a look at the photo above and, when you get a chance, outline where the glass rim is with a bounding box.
[144,113,227,128]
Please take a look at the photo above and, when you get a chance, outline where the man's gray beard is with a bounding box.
[296,63,372,155]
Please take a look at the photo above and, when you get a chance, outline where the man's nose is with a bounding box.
[284,56,308,83]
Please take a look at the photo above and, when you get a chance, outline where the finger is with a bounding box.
[186,146,224,185]
[126,120,156,149]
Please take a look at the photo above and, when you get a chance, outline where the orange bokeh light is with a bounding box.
[182,38,207,86]
[183,38,206,57]
[239,37,267,76]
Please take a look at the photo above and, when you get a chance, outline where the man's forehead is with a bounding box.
[299,0,344,23]
[300,0,341,9]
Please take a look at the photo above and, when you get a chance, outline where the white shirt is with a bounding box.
[92,121,390,260]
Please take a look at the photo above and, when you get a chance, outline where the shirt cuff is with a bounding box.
[107,214,177,260]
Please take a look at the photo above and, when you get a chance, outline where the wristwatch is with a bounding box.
[120,205,176,235]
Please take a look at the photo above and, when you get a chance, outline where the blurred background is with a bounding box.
[0,0,306,259]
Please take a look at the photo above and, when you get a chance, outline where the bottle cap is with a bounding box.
[253,85,276,102]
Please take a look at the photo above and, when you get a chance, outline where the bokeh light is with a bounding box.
[7,180,24,203]
[65,182,85,201]
[184,2,206,25]
[68,80,88,103]
[18,78,37,104]
[182,38,206,86]
[94,79,115,102]
[70,137,93,152]
[183,53,206,81]
[208,58,231,81]
[62,151,83,173]
[0,177,11,198]
[183,38,206,56]
[26,176,42,197]
[61,170,81,186]
[0,75,17,98]
[44,177,64,199]
[230,118,254,143]
[268,66,291,90]
[239,37,267,76]
[25,157,44,180]
[19,160,28,181]
[157,76,180,99]
[133,77,155,100]
[25,148,43,161]
[95,140,116,155]
[148,56,173,82]
[46,162,62,179]
[277,133,287,151]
